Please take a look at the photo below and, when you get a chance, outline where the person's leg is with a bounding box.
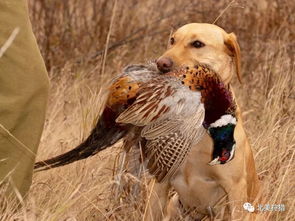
[0,0,49,198]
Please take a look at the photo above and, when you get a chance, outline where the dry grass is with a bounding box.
[1,0,294,220]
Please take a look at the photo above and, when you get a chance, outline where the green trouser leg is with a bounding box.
[0,0,49,198]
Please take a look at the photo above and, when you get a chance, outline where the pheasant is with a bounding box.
[34,63,237,182]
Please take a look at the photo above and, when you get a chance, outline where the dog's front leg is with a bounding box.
[144,180,170,221]
[223,178,251,220]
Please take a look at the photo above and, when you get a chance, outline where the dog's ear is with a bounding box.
[224,33,242,83]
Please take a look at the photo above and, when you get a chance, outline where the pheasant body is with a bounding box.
[35,63,237,179]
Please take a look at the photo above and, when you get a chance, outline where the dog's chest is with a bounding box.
[169,133,226,212]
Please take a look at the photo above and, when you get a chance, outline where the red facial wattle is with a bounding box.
[219,149,230,163]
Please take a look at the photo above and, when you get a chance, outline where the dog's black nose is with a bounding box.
[156,57,173,73]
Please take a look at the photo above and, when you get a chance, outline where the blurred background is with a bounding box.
[3,0,294,220]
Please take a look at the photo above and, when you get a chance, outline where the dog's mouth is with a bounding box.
[158,69,170,74]
[157,65,190,74]
[159,64,211,73]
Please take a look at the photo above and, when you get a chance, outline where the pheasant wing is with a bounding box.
[116,76,205,182]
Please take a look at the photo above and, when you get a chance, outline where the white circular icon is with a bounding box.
[248,205,255,212]
[243,202,255,213]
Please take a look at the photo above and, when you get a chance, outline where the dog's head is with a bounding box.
[157,23,241,84]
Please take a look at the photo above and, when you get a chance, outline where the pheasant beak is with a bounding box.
[208,144,236,166]
[208,157,221,165]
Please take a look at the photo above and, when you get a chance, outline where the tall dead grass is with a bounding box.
[1,0,294,220]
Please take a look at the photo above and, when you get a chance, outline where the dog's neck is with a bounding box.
[220,59,235,85]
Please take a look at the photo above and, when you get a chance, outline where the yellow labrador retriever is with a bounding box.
[145,23,260,221]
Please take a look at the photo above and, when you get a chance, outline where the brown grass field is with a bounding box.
[1,0,294,220]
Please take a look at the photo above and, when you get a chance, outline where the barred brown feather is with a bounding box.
[116,77,205,182]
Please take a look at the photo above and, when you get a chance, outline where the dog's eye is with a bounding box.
[191,40,205,48]
[170,37,175,45]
